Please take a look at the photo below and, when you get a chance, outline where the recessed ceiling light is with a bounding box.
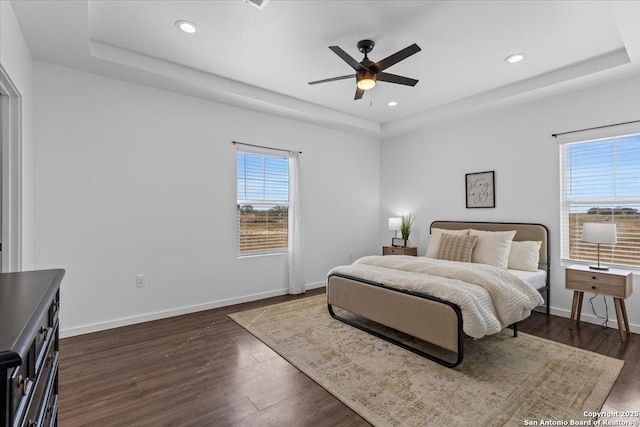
[387,101,398,107]
[504,53,524,64]
[175,20,199,34]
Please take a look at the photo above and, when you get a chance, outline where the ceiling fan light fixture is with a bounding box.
[357,78,376,91]
[504,53,524,63]
[308,40,420,101]
[175,20,199,34]
[357,71,377,91]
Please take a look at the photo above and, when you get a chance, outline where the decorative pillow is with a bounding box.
[437,233,478,263]
[508,240,542,271]
[469,229,517,269]
[426,228,470,258]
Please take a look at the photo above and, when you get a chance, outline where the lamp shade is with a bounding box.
[582,223,617,244]
[388,217,402,231]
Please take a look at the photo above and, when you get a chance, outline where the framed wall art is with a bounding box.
[466,171,495,208]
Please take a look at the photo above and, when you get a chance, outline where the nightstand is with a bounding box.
[382,246,417,256]
[566,264,633,342]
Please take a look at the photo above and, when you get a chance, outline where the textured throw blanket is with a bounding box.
[328,256,544,338]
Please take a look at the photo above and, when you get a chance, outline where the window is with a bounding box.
[560,130,640,267]
[237,150,289,255]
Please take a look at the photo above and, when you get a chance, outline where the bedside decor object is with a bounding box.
[582,223,617,270]
[391,237,407,247]
[466,171,495,208]
[401,213,415,242]
[388,217,402,245]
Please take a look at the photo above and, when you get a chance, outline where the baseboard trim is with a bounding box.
[61,287,637,338]
[548,306,639,334]
[306,281,326,290]
[61,281,327,338]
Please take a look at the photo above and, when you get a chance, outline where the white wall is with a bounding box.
[24,19,640,338]
[33,61,380,337]
[380,74,640,333]
[0,0,35,269]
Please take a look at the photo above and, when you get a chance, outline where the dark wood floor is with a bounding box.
[58,289,639,426]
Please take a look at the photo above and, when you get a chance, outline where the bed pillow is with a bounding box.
[437,233,478,263]
[508,240,542,271]
[469,229,517,269]
[426,228,471,258]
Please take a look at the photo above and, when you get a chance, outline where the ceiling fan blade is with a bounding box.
[374,43,421,71]
[354,87,364,100]
[308,74,355,85]
[377,72,419,86]
[329,46,366,71]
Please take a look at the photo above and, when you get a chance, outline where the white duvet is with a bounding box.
[328,256,544,339]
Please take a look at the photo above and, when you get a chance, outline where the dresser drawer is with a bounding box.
[33,312,53,372]
[9,325,58,427]
[48,294,59,328]
[9,360,33,425]
[42,393,58,427]
[566,268,631,298]
[21,344,58,427]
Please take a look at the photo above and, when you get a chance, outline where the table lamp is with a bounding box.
[582,222,617,270]
[388,217,402,244]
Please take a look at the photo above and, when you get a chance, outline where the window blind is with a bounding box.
[237,150,289,255]
[559,130,640,267]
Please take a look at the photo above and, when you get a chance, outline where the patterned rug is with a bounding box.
[229,294,623,427]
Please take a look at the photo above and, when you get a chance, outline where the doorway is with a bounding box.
[0,64,23,272]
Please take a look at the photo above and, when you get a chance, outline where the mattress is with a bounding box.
[508,269,547,290]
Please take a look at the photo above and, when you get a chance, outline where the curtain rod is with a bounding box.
[233,141,302,154]
[551,119,640,138]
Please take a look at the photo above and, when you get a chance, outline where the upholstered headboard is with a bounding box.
[430,221,549,268]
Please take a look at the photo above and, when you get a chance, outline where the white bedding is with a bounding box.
[328,256,544,339]
[507,268,547,290]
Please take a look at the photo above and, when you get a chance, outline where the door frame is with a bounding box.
[0,64,23,272]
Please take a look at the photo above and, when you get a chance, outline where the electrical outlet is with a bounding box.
[136,274,146,288]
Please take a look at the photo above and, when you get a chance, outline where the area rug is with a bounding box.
[229,294,623,427]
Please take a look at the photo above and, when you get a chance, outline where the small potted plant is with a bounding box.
[401,213,415,246]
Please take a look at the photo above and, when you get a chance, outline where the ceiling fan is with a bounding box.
[308,39,421,100]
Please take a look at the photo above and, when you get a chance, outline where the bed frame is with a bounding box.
[327,221,550,368]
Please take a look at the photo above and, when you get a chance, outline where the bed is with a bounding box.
[326,221,550,368]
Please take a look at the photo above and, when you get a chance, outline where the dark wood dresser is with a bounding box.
[0,269,64,427]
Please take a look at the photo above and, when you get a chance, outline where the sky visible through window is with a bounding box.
[237,152,289,209]
[565,133,640,212]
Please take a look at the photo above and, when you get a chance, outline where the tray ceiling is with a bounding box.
[10,0,640,137]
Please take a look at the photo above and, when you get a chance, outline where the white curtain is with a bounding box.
[288,151,304,294]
